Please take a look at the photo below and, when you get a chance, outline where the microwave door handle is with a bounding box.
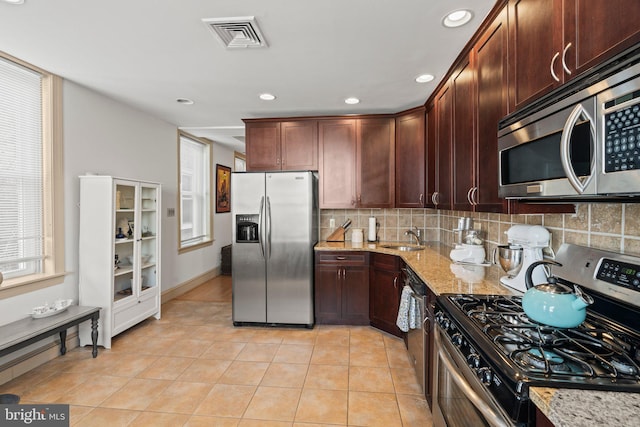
[435,331,510,427]
[258,196,266,260]
[560,103,593,194]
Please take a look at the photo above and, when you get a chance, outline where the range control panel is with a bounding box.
[597,258,640,290]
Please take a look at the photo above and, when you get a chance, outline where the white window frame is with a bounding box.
[0,51,65,299]
[178,131,213,252]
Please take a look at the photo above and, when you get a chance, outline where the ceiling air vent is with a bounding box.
[203,16,268,49]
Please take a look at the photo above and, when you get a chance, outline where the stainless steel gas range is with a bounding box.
[432,244,640,427]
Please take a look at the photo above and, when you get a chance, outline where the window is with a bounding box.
[234,151,246,171]
[0,52,64,297]
[178,131,213,251]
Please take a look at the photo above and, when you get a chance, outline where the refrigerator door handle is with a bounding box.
[266,196,272,260]
[258,196,266,259]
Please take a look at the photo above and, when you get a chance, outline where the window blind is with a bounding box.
[0,57,44,279]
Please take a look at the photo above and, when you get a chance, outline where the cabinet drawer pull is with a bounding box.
[335,256,347,260]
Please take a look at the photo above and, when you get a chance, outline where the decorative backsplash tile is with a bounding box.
[320,203,640,257]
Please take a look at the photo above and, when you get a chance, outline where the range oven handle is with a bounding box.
[434,329,510,427]
[560,103,595,194]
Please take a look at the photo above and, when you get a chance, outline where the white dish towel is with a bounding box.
[396,285,418,332]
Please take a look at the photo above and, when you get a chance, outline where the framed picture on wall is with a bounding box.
[216,164,231,213]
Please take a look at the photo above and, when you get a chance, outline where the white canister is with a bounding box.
[351,228,363,243]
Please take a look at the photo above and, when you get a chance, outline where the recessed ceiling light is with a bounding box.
[176,98,194,105]
[443,9,473,28]
[415,74,435,83]
[344,97,360,105]
[259,93,276,101]
[3,0,25,3]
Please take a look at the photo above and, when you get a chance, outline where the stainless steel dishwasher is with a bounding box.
[403,266,427,396]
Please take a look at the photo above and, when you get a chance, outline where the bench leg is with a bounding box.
[59,330,67,355]
[91,315,98,358]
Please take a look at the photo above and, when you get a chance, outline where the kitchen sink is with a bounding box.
[380,244,424,252]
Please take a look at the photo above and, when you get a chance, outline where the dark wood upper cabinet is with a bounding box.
[425,102,437,209]
[509,0,640,112]
[434,84,453,210]
[281,121,318,171]
[245,121,281,171]
[318,119,358,208]
[451,58,476,211]
[244,120,317,171]
[395,108,426,208]
[319,117,395,209]
[474,5,509,212]
[357,118,395,208]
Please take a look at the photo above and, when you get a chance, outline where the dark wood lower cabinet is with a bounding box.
[369,253,403,337]
[315,251,369,325]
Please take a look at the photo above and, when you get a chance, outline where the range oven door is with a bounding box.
[498,98,596,199]
[432,325,514,427]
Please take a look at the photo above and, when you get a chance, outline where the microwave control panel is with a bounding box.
[603,90,640,173]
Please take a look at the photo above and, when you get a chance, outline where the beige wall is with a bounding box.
[320,203,640,257]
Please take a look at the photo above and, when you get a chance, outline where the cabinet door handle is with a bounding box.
[562,43,572,75]
[419,193,424,206]
[393,276,398,289]
[550,51,561,82]
[466,187,474,205]
[432,192,439,206]
[471,187,478,205]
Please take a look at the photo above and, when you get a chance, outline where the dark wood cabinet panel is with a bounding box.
[395,108,426,208]
[315,265,343,323]
[314,251,369,325]
[425,103,437,209]
[369,253,402,337]
[565,0,640,77]
[508,0,560,112]
[342,266,370,325]
[319,117,394,209]
[357,118,395,208]
[434,85,453,210]
[509,0,640,112]
[318,119,358,208]
[245,120,317,171]
[451,59,476,211]
[245,121,281,171]
[280,121,318,171]
[474,5,509,213]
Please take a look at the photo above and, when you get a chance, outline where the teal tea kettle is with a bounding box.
[522,260,594,328]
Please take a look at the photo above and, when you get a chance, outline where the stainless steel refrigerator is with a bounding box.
[231,171,318,327]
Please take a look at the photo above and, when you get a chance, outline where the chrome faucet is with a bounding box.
[405,226,421,245]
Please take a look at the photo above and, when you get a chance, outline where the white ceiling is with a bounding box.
[0,0,496,152]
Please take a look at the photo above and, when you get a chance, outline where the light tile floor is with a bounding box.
[0,276,433,426]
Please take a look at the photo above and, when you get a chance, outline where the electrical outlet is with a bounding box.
[329,218,335,229]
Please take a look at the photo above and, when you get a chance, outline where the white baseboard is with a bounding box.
[161,267,220,304]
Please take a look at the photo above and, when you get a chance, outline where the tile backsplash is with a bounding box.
[320,203,640,257]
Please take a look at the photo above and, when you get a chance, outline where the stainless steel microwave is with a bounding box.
[498,49,640,200]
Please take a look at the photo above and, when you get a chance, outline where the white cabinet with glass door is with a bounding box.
[78,176,161,349]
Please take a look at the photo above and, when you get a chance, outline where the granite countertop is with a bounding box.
[315,240,640,426]
[315,240,514,296]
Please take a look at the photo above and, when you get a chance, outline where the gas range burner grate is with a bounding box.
[447,294,640,384]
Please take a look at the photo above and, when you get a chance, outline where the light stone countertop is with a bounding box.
[315,240,640,426]
[315,240,515,296]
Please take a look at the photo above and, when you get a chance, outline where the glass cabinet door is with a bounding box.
[139,184,159,296]
[113,182,136,303]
